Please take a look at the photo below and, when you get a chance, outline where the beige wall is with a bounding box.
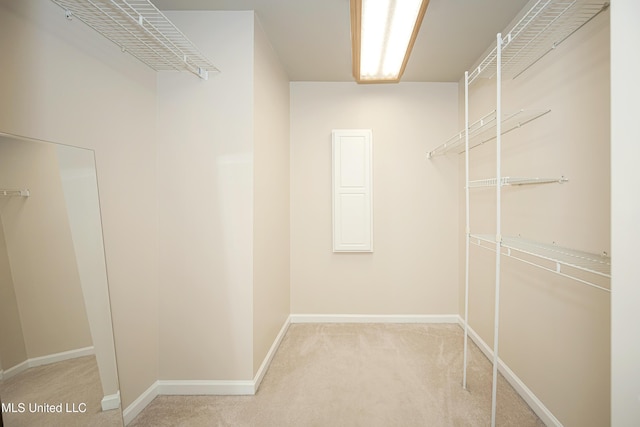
[461,10,610,427]
[157,11,255,381]
[252,16,291,375]
[290,82,459,315]
[0,214,27,371]
[0,0,159,408]
[611,1,640,425]
[157,10,292,382]
[0,137,92,359]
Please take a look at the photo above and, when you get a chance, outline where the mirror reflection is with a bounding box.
[0,132,123,426]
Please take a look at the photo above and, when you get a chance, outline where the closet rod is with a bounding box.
[0,189,30,197]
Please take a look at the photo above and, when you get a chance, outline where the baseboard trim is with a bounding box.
[122,381,159,425]
[28,346,95,368]
[290,313,460,324]
[457,317,562,427]
[101,390,121,411]
[2,347,95,381]
[122,316,292,425]
[126,314,559,426]
[3,360,29,380]
[253,315,290,392]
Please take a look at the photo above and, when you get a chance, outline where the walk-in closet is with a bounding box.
[0,0,637,426]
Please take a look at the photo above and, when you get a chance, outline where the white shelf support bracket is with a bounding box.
[198,68,208,80]
[65,9,72,20]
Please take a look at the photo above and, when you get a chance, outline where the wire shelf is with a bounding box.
[50,0,219,79]
[468,0,608,84]
[468,176,568,188]
[0,189,30,197]
[427,109,550,158]
[470,234,611,291]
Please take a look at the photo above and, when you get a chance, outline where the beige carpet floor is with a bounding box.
[131,323,545,426]
[0,355,123,427]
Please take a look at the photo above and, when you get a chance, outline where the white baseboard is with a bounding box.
[123,314,558,426]
[253,316,290,391]
[101,390,121,411]
[122,381,159,426]
[2,346,95,381]
[290,313,460,324]
[457,316,562,427]
[28,346,95,368]
[4,360,29,379]
[122,316,291,425]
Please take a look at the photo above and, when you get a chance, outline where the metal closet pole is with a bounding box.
[490,32,503,427]
[462,70,470,390]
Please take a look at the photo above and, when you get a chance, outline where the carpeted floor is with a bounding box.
[130,323,545,426]
[0,355,123,427]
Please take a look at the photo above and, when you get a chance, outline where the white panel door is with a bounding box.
[332,129,373,252]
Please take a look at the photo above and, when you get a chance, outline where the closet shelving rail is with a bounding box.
[427,109,550,158]
[0,189,30,197]
[50,0,219,79]
[468,176,568,188]
[426,1,609,426]
[470,234,611,292]
[469,0,610,83]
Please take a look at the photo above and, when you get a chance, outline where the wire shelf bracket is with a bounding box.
[50,0,219,80]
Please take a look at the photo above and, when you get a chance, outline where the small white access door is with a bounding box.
[332,129,373,252]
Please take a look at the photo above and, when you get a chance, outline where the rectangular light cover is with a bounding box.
[352,0,428,83]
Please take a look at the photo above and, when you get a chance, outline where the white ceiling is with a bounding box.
[151,0,530,82]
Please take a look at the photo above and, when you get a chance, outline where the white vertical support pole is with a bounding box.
[490,32,503,427]
[462,70,470,390]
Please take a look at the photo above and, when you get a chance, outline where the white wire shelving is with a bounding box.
[427,109,550,158]
[444,2,610,426]
[50,0,219,79]
[468,176,568,188]
[470,234,611,292]
[0,189,30,197]
[468,0,609,84]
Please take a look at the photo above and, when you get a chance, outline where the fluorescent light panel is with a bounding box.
[351,0,429,83]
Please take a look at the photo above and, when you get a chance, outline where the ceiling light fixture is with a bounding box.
[351,0,429,83]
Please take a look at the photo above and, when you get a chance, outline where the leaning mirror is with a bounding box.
[0,132,123,427]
